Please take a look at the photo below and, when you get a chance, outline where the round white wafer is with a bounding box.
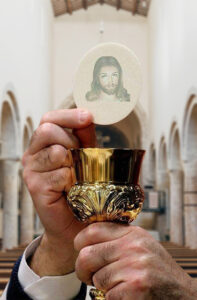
[73,43,142,125]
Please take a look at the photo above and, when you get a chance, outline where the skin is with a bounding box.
[75,223,197,300]
[22,108,96,275]
[22,108,197,299]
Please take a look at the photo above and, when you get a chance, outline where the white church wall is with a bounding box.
[53,4,149,118]
[0,0,54,156]
[148,0,197,158]
[0,0,53,241]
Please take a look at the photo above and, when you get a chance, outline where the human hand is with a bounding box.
[75,223,197,299]
[22,108,96,276]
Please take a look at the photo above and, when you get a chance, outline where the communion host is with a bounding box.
[2,108,197,300]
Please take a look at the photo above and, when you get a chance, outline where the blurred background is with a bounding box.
[0,0,196,253]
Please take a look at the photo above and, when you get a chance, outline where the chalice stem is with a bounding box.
[90,287,106,299]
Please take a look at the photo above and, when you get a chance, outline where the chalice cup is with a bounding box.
[67,148,145,300]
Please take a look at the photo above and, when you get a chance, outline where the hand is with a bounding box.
[22,108,96,276]
[75,223,197,299]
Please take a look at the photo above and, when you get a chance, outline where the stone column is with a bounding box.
[169,169,184,245]
[184,160,197,249]
[156,170,169,240]
[2,160,20,249]
[20,183,34,244]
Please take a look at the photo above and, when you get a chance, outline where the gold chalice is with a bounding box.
[67,148,145,299]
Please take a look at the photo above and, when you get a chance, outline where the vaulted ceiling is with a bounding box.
[51,0,151,17]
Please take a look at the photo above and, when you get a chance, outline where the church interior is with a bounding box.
[0,0,197,295]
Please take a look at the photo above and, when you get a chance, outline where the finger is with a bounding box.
[29,123,79,155]
[41,167,73,194]
[74,222,131,251]
[75,240,120,284]
[106,282,146,300]
[40,108,93,129]
[93,258,150,293]
[25,167,73,202]
[29,145,72,172]
[73,123,96,147]
[92,260,125,292]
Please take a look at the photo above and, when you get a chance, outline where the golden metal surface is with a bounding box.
[90,288,105,300]
[68,183,143,223]
[70,148,145,184]
[67,148,145,300]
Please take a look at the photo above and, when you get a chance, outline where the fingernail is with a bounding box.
[79,110,90,123]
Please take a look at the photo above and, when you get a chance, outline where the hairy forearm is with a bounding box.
[29,234,78,276]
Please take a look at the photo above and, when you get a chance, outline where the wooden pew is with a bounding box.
[0,242,196,294]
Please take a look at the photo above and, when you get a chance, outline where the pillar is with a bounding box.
[20,183,34,244]
[184,160,197,249]
[169,169,184,245]
[156,170,169,240]
[2,160,20,249]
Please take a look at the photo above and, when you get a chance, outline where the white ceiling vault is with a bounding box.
[51,0,151,17]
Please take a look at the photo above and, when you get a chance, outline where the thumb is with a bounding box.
[73,123,96,148]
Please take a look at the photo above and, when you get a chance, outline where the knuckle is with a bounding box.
[130,272,150,292]
[26,176,38,195]
[126,239,148,255]
[101,243,115,263]
[48,172,62,187]
[39,123,54,138]
[77,247,92,269]
[47,168,71,190]
[142,269,150,284]
[86,223,100,242]
[76,247,94,281]
[40,112,52,124]
[49,145,66,164]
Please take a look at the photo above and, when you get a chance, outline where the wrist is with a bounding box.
[29,233,78,276]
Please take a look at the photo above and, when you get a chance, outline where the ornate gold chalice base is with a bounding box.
[67,148,145,300]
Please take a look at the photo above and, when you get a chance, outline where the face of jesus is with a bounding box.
[98,65,120,95]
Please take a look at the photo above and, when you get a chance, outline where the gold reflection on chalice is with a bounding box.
[67,148,145,300]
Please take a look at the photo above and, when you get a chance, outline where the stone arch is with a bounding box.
[20,117,35,245]
[0,88,20,249]
[158,137,168,173]
[147,143,156,188]
[182,95,197,248]
[96,125,129,148]
[114,109,142,149]
[169,123,182,170]
[157,137,170,241]
[58,93,75,109]
[182,94,197,161]
[23,117,34,151]
[169,123,184,245]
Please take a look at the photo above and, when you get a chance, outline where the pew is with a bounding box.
[0,242,197,296]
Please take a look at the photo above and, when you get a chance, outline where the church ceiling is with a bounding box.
[51,0,151,17]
